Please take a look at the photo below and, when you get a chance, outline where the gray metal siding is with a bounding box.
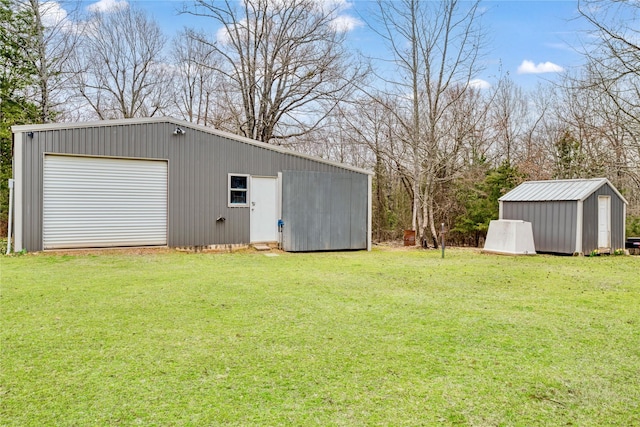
[582,184,625,253]
[350,176,368,248]
[19,121,366,251]
[502,201,577,254]
[281,171,368,252]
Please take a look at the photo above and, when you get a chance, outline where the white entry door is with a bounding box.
[598,196,611,248]
[250,177,278,242]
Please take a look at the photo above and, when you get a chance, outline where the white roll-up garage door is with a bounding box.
[43,155,168,249]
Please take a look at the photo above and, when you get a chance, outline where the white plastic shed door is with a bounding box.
[598,196,611,249]
[43,155,168,249]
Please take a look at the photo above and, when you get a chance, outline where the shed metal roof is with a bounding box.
[499,178,628,204]
[11,116,373,176]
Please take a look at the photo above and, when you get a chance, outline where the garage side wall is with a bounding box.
[582,184,625,253]
[501,201,577,254]
[281,171,368,251]
[17,122,367,251]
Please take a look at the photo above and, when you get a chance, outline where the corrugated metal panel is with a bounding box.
[350,175,368,249]
[282,171,367,252]
[500,178,609,202]
[502,201,576,254]
[330,174,351,249]
[43,155,167,249]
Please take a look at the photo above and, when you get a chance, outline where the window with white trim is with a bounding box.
[228,174,249,207]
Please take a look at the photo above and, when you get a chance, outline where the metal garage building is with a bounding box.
[11,117,372,252]
[499,178,627,255]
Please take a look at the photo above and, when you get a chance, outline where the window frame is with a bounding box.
[228,173,250,207]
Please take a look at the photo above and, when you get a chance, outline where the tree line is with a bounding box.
[2,0,639,244]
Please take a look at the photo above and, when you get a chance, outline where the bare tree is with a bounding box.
[554,70,640,212]
[71,5,168,119]
[577,0,639,128]
[335,93,414,241]
[371,0,486,247]
[576,0,640,211]
[169,29,230,127]
[182,0,366,143]
[489,76,530,166]
[12,0,81,122]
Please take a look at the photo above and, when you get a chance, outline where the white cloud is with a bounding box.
[330,15,363,33]
[215,1,360,44]
[87,0,129,13]
[39,1,68,27]
[517,60,564,74]
[317,0,351,15]
[468,78,491,89]
[34,1,87,34]
[215,26,230,45]
[316,0,361,33]
[216,20,247,45]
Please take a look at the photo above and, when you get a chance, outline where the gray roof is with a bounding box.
[11,116,373,176]
[499,178,628,204]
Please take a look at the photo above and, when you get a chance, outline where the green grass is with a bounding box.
[1,248,639,426]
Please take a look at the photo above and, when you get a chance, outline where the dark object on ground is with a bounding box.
[625,237,640,249]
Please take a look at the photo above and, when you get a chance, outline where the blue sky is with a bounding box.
[77,0,588,90]
[479,1,585,88]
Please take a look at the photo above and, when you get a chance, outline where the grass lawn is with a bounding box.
[1,248,639,426]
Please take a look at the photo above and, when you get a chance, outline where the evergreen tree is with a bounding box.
[1,0,40,234]
[452,161,523,246]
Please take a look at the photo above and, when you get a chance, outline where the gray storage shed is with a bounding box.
[10,117,372,252]
[499,178,627,255]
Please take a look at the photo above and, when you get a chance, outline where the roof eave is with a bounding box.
[11,116,373,176]
[499,178,629,205]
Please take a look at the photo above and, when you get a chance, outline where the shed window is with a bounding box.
[228,174,249,207]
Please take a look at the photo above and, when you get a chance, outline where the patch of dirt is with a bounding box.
[373,242,420,251]
[32,245,288,256]
[372,241,483,253]
[36,246,179,256]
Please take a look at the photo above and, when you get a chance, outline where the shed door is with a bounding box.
[598,196,611,249]
[43,155,167,249]
[250,176,278,242]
